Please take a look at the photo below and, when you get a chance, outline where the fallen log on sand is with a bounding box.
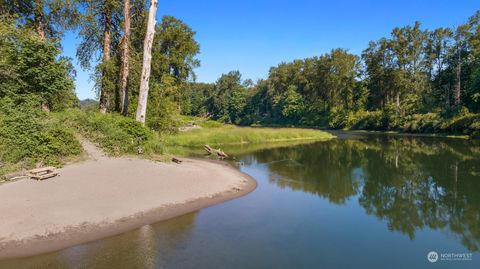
[171,157,183,164]
[204,145,229,158]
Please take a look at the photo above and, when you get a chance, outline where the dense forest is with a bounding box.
[1,1,480,135]
[184,13,480,135]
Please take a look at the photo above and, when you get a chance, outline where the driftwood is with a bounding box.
[2,171,29,182]
[204,145,229,158]
[172,157,183,164]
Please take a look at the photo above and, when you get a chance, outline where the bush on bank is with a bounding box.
[332,109,480,137]
[0,97,82,176]
[56,110,164,156]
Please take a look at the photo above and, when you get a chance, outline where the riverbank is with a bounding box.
[0,141,256,259]
[164,120,335,148]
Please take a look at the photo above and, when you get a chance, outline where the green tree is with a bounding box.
[424,27,453,109]
[210,71,247,123]
[0,17,77,110]
[0,0,79,40]
[279,85,304,124]
[141,15,200,129]
[151,16,200,83]
[77,0,121,113]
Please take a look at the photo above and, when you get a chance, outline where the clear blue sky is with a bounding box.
[62,0,480,100]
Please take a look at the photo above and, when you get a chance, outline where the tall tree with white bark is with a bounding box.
[136,0,158,123]
[119,0,131,115]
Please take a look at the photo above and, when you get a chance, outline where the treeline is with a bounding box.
[184,12,480,135]
[2,1,480,136]
[0,0,200,130]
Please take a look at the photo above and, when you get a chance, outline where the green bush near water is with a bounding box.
[442,113,480,135]
[0,98,82,175]
[56,110,164,156]
[331,109,480,137]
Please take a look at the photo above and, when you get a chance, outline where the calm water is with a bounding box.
[1,134,480,269]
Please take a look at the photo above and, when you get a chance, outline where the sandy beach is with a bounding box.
[0,141,256,259]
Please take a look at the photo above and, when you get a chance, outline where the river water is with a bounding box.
[1,133,479,268]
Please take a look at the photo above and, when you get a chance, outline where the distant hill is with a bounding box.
[80,99,99,109]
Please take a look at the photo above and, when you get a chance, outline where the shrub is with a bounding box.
[328,107,347,129]
[442,113,480,135]
[347,110,388,130]
[402,113,442,133]
[58,110,163,156]
[0,97,82,171]
[146,93,182,133]
[197,120,224,128]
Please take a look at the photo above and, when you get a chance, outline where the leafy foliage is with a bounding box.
[182,12,480,136]
[0,97,82,174]
[0,16,78,110]
[58,109,163,156]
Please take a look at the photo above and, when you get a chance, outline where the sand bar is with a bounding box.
[0,141,256,259]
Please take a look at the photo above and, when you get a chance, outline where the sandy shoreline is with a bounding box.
[0,152,256,259]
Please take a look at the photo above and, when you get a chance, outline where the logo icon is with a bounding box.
[428,251,439,263]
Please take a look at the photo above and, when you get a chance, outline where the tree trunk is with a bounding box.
[119,0,131,115]
[34,0,46,41]
[136,0,158,124]
[444,85,450,108]
[438,62,447,109]
[35,0,50,111]
[99,4,112,114]
[396,92,400,115]
[454,34,461,106]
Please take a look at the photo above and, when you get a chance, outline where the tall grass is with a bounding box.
[164,125,334,147]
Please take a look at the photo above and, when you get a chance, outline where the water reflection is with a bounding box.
[238,136,480,251]
[0,212,199,269]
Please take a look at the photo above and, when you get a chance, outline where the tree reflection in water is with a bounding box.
[241,136,480,251]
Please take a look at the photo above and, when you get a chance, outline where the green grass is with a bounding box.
[178,115,225,128]
[164,125,335,147]
[166,139,326,156]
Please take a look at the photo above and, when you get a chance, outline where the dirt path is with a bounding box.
[79,138,106,160]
